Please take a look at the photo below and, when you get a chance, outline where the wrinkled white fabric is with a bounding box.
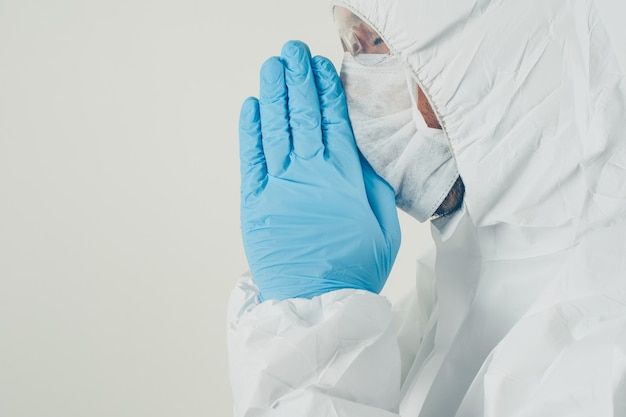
[229,0,626,416]
[227,274,401,417]
[340,53,459,222]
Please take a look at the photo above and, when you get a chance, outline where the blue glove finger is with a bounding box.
[360,154,401,268]
[281,40,324,159]
[259,57,291,176]
[311,55,360,171]
[239,97,266,202]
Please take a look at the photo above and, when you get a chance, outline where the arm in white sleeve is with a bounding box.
[227,274,402,417]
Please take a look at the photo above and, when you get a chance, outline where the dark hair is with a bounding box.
[434,176,465,217]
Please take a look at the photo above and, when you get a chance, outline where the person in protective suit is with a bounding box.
[229,0,626,416]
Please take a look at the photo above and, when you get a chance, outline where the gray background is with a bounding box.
[1,1,623,416]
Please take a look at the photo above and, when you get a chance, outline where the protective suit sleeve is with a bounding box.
[227,274,402,417]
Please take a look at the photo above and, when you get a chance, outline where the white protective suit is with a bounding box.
[228,0,626,415]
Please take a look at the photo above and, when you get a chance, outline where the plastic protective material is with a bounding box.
[333,5,391,66]
[229,1,626,416]
[239,40,401,301]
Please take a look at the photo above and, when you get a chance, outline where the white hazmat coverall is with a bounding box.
[228,0,626,415]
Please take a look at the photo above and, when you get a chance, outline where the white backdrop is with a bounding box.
[0,1,623,416]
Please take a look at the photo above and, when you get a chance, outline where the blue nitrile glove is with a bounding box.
[239,40,401,301]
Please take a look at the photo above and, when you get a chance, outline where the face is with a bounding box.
[334,6,464,218]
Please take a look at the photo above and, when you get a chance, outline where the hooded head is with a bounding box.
[333,0,626,256]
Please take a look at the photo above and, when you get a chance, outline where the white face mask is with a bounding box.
[340,53,460,222]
